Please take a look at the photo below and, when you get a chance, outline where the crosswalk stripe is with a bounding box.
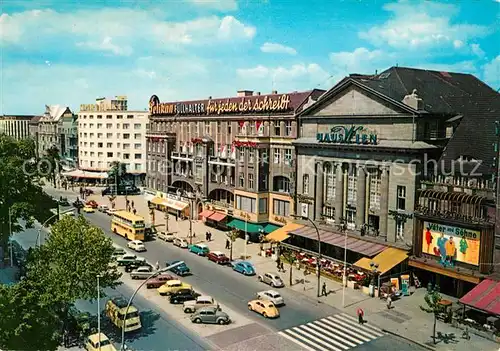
[336,314,384,337]
[301,324,349,350]
[278,331,319,351]
[326,316,380,340]
[307,322,360,347]
[315,319,368,343]
[294,326,343,351]
[340,313,384,334]
[280,330,329,351]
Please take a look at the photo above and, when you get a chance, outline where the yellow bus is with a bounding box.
[111,211,145,241]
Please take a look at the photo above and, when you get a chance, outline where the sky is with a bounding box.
[1,0,499,114]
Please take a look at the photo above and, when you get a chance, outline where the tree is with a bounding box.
[0,135,58,256]
[281,248,297,286]
[108,161,128,191]
[227,229,240,261]
[25,216,122,338]
[44,145,61,188]
[0,280,62,351]
[420,289,443,344]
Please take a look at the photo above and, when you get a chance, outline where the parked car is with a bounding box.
[183,295,219,314]
[111,247,126,259]
[127,240,146,252]
[86,200,98,209]
[256,290,285,306]
[191,306,231,325]
[207,251,230,265]
[58,197,70,207]
[258,272,284,288]
[98,204,109,212]
[102,185,140,196]
[116,254,137,266]
[188,243,210,256]
[83,206,95,213]
[130,266,153,280]
[146,274,174,289]
[157,280,192,296]
[105,208,117,216]
[124,260,150,273]
[166,260,191,276]
[169,289,199,304]
[105,297,142,332]
[85,332,117,351]
[158,231,175,242]
[247,299,279,318]
[173,237,188,248]
[232,261,256,276]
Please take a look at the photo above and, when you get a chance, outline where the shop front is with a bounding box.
[150,194,190,219]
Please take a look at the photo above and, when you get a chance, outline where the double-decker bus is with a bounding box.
[111,211,145,241]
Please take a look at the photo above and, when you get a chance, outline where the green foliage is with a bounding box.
[26,215,122,304]
[0,135,58,248]
[281,249,297,286]
[43,145,61,187]
[0,280,62,351]
[108,161,128,187]
[228,229,240,261]
[420,289,442,344]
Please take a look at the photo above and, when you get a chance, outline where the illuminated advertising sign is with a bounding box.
[422,221,480,266]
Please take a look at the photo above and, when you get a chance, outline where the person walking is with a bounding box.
[276,256,281,271]
[155,261,160,271]
[322,282,328,296]
[225,239,230,249]
[280,261,285,272]
[386,296,392,309]
[357,308,364,324]
[131,200,135,208]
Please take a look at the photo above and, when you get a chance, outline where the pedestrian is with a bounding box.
[205,232,209,241]
[225,239,230,249]
[131,200,134,208]
[280,261,285,272]
[133,209,137,215]
[322,282,328,296]
[386,296,392,309]
[155,261,160,271]
[276,256,281,271]
[357,308,364,324]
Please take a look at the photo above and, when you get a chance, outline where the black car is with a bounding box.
[169,289,199,304]
[125,260,151,273]
[102,186,140,196]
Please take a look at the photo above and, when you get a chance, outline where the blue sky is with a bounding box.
[1,0,499,114]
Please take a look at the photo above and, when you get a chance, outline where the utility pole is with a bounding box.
[97,274,101,351]
[189,198,193,245]
[165,139,169,233]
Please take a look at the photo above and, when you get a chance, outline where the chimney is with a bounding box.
[256,92,261,96]
[402,89,424,110]
[237,90,253,97]
[272,90,278,94]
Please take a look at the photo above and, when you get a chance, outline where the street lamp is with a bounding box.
[36,208,75,246]
[369,261,379,297]
[120,261,184,351]
[97,274,102,351]
[291,215,321,298]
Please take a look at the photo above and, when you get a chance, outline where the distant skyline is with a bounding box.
[1,0,499,114]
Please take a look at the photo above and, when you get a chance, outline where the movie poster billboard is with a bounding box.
[422,221,480,266]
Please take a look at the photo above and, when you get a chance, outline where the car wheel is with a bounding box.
[248,304,253,311]
[218,319,226,325]
[263,312,268,318]
[271,282,275,287]
[258,276,262,282]
[193,318,202,324]
[159,292,165,296]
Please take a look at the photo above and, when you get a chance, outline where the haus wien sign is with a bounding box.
[317,126,378,145]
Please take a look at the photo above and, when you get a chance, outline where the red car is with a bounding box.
[207,251,230,265]
[146,274,174,289]
[86,200,98,209]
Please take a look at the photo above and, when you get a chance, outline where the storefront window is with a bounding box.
[259,198,267,214]
[273,199,290,216]
[236,195,256,213]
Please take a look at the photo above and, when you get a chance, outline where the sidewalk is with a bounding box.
[69,188,499,351]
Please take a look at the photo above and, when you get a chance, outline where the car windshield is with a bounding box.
[98,339,111,347]
[118,311,139,319]
[270,293,281,298]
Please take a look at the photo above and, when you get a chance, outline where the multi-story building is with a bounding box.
[0,115,36,140]
[146,89,324,237]
[76,96,148,181]
[28,116,41,154]
[37,105,73,158]
[290,67,497,288]
[59,112,78,169]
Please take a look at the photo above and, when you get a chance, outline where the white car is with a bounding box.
[158,231,175,242]
[257,290,285,306]
[98,204,109,212]
[173,237,188,248]
[127,240,146,252]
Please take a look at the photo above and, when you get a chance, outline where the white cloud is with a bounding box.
[470,43,485,58]
[483,55,500,89]
[76,37,133,56]
[329,47,396,75]
[453,40,464,49]
[187,0,238,11]
[412,61,478,74]
[359,1,489,51]
[260,42,297,55]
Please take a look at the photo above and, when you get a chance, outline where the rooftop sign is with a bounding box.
[317,126,378,145]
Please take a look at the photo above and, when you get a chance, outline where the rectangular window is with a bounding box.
[396,220,404,240]
[134,143,141,149]
[325,164,336,200]
[134,154,142,159]
[134,133,141,139]
[303,174,309,194]
[106,142,112,148]
[98,142,103,148]
[97,124,102,129]
[123,153,130,159]
[239,149,245,162]
[97,115,102,119]
[123,123,130,129]
[123,133,130,139]
[284,149,292,165]
[107,152,113,157]
[347,166,357,203]
[248,173,254,189]
[106,133,112,138]
[285,121,292,136]
[259,198,267,214]
[274,122,281,136]
[117,115,123,119]
[249,149,255,163]
[134,164,141,171]
[274,149,280,164]
[127,115,134,119]
[106,115,112,119]
[227,122,232,134]
[323,206,335,220]
[97,152,103,157]
[273,199,290,217]
[397,185,406,210]
[123,143,130,150]
[97,133,103,138]
[369,169,381,210]
[134,123,141,129]
[236,195,256,213]
[239,173,245,187]
[217,121,221,134]
[205,121,210,134]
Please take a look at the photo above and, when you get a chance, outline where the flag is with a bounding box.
[231,143,236,159]
[221,144,227,158]
[239,121,246,134]
[256,121,264,135]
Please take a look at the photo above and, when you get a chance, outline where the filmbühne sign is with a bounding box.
[149,94,291,116]
[317,126,378,145]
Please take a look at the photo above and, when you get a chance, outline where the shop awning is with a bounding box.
[459,279,500,316]
[166,199,189,211]
[290,226,386,257]
[227,219,263,233]
[151,197,168,206]
[263,223,281,234]
[266,223,304,242]
[353,247,409,275]
[208,212,227,222]
[199,210,214,218]
[61,169,109,179]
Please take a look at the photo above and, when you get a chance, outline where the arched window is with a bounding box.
[302,174,309,194]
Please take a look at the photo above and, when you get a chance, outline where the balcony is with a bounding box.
[208,156,236,166]
[172,151,194,161]
[420,175,495,200]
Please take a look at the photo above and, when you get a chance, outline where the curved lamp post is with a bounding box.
[36,208,75,246]
[292,215,321,298]
[120,261,184,350]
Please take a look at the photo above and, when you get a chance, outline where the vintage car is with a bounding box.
[188,243,210,256]
[145,274,174,289]
[183,295,219,314]
[166,260,191,276]
[169,289,199,304]
[256,290,285,306]
[247,299,279,318]
[232,261,256,276]
[85,200,98,209]
[258,272,284,288]
[157,280,192,296]
[130,266,153,280]
[127,240,146,252]
[207,251,230,265]
[190,307,231,325]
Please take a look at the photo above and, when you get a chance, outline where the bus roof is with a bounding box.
[113,211,145,222]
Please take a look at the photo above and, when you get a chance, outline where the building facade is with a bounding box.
[146,89,323,237]
[59,113,78,169]
[0,115,36,140]
[37,105,73,158]
[77,96,148,176]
